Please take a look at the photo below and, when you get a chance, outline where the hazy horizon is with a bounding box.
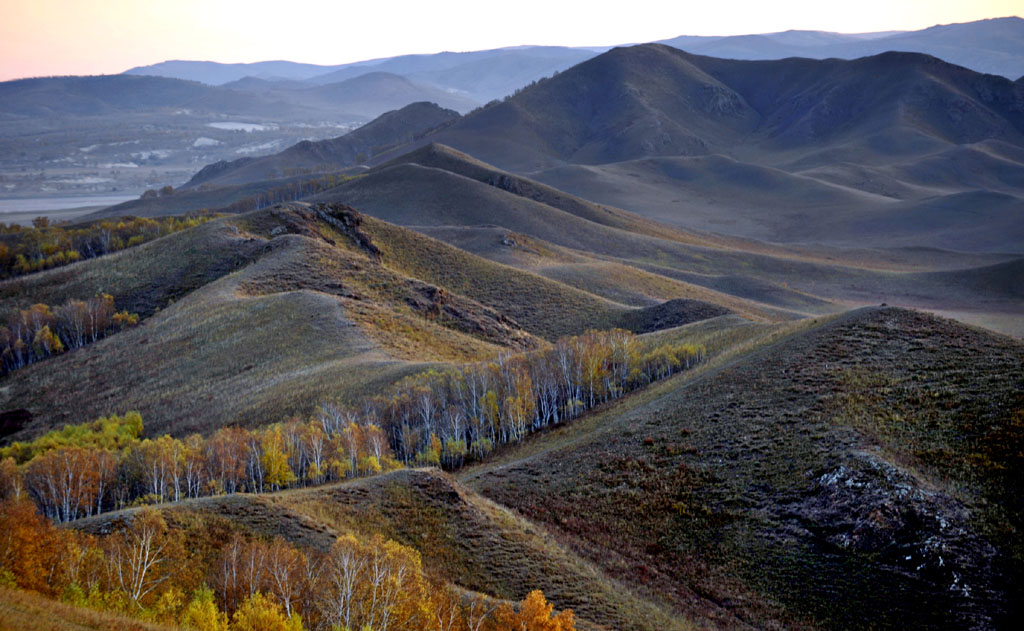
[1,0,1021,81]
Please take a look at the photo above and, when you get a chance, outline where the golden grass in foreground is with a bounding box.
[0,587,180,631]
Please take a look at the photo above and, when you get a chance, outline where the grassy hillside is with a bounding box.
[63,312,787,631]
[0,202,740,440]
[0,588,180,631]
[71,468,698,631]
[272,469,695,631]
[24,303,1021,631]
[463,308,1024,630]
[347,44,1024,255]
[313,148,1024,333]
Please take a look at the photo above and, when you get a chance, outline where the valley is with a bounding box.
[0,12,1021,631]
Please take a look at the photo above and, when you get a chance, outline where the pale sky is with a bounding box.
[0,0,1020,81]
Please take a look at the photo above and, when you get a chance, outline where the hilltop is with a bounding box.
[0,202,733,440]
[136,137,1022,338]
[1,13,1022,631]
[463,307,1024,630]
[58,306,1024,631]
[180,45,1024,256]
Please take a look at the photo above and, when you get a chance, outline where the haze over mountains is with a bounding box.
[0,13,1022,631]
[124,46,601,103]
[659,16,1024,78]
[169,44,1024,254]
[94,34,1024,340]
[126,17,1024,92]
[3,16,1021,203]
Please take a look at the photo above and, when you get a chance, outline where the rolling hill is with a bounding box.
[463,307,1024,630]
[186,45,1024,254]
[136,134,1021,337]
[61,306,1024,631]
[307,144,1022,327]
[0,202,732,441]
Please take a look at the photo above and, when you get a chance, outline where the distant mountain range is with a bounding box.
[658,17,1024,78]
[123,17,1024,105]
[0,74,314,119]
[2,17,1022,631]
[174,44,1024,254]
[124,46,599,104]
[0,72,477,121]
[3,17,1018,141]
[184,102,461,188]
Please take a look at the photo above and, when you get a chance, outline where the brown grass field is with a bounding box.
[0,587,181,631]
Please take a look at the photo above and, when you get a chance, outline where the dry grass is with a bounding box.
[0,218,263,319]
[270,469,697,631]
[363,215,630,340]
[463,308,1024,630]
[3,202,747,441]
[0,205,535,439]
[0,587,180,631]
[72,468,699,631]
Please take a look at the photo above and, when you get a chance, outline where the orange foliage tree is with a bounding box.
[494,590,576,631]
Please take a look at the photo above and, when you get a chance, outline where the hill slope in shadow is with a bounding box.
[463,307,1024,630]
[183,45,1024,254]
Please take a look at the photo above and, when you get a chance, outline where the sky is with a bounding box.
[0,0,1020,81]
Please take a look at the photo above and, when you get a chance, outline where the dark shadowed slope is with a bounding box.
[690,50,1024,152]
[464,307,1024,630]
[409,44,1024,173]
[171,45,1024,252]
[418,45,761,171]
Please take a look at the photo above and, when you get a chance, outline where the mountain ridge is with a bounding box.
[121,17,1024,92]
